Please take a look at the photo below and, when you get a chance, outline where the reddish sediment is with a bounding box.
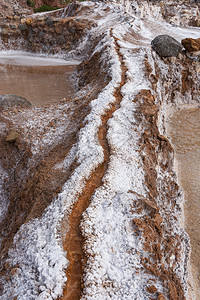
[60,30,127,300]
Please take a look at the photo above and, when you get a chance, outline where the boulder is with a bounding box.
[181,38,200,52]
[151,35,183,57]
[0,94,31,109]
[45,17,53,27]
[6,131,19,143]
[18,23,27,31]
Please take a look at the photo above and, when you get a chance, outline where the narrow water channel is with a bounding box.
[167,106,200,299]
[0,54,79,106]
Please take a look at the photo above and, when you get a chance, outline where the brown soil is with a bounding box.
[0,6,115,290]
[59,29,127,300]
[0,0,66,17]
[0,102,86,263]
[0,0,31,17]
[152,49,200,299]
[76,51,112,89]
[181,38,200,52]
[0,4,112,274]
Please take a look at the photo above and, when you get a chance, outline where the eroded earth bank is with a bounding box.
[0,1,200,299]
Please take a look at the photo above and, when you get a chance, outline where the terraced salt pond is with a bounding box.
[167,106,200,299]
[0,53,79,106]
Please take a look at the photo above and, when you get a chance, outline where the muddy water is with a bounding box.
[0,54,79,106]
[167,106,200,299]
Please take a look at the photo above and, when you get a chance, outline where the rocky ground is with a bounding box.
[0,1,200,300]
[0,0,31,17]
[0,0,67,17]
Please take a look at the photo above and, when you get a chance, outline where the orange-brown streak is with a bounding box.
[61,30,127,300]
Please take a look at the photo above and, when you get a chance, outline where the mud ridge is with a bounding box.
[60,30,127,300]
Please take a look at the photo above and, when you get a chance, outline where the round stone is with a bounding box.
[151,35,183,57]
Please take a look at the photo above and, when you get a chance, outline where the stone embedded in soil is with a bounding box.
[0,15,94,55]
[181,38,200,52]
[0,94,31,109]
[0,0,31,17]
[18,23,27,31]
[151,35,183,57]
[6,131,19,143]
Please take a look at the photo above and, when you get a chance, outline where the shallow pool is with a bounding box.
[167,106,200,299]
[0,53,79,106]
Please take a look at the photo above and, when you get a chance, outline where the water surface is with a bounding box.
[167,106,200,299]
[0,54,79,106]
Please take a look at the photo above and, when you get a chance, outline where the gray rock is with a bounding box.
[0,94,31,109]
[69,27,76,34]
[10,24,17,30]
[18,23,27,31]
[45,17,53,27]
[151,35,183,57]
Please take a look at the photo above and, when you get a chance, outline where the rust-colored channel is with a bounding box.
[60,31,127,300]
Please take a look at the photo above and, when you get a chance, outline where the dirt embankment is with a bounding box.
[0,99,86,267]
[0,0,32,18]
[153,52,200,299]
[132,89,186,299]
[0,2,113,290]
[155,53,199,104]
[137,49,200,299]
[0,14,94,55]
[0,39,110,286]
[59,29,127,300]
[59,28,195,300]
